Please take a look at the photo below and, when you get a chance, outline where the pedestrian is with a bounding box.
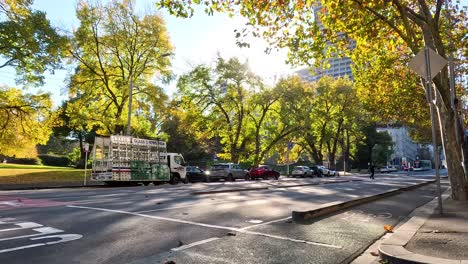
[370,164,375,179]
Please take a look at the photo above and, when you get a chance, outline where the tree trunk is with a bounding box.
[439,102,468,201]
[420,23,468,201]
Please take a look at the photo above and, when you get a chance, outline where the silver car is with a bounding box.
[291,166,314,177]
[205,163,249,182]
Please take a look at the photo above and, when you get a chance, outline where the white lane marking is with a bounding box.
[341,210,393,223]
[134,199,264,214]
[0,227,63,241]
[246,220,263,224]
[0,222,43,232]
[68,205,239,232]
[241,216,292,230]
[171,237,220,251]
[243,230,342,249]
[0,218,16,223]
[0,201,22,207]
[67,205,342,249]
[0,234,82,253]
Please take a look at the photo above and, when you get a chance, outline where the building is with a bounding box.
[376,127,419,167]
[296,3,354,82]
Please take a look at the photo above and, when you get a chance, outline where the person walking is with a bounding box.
[369,164,375,179]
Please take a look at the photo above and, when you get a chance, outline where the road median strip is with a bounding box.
[292,180,435,223]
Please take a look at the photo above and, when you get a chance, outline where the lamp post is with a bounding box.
[126,52,173,136]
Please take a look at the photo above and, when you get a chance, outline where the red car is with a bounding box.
[249,165,280,180]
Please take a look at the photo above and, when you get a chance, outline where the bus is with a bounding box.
[413,160,432,171]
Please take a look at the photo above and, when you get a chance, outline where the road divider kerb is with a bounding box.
[291,180,436,223]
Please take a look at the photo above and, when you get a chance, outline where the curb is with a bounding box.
[378,188,466,264]
[291,180,435,223]
[0,184,105,191]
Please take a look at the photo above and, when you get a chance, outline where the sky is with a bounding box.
[1,0,467,107]
[0,0,293,107]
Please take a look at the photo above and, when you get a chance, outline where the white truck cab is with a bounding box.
[166,153,187,183]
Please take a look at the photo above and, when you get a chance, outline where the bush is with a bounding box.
[38,154,71,167]
[2,157,40,165]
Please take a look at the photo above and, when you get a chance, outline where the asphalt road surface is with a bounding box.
[0,173,447,264]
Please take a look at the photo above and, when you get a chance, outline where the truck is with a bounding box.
[91,135,187,186]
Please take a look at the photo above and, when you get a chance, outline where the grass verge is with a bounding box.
[0,164,86,185]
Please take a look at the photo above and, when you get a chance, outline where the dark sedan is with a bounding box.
[186,166,208,183]
[249,165,280,180]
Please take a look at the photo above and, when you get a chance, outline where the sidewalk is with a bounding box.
[379,188,468,264]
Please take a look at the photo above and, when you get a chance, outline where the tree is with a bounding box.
[67,0,172,136]
[161,105,214,161]
[0,0,68,85]
[0,85,57,157]
[159,0,468,200]
[176,57,259,163]
[248,76,305,165]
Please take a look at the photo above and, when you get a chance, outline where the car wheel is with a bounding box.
[227,174,234,182]
[244,174,251,181]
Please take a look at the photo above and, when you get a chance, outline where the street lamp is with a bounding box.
[126,52,174,136]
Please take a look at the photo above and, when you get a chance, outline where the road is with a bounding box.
[0,172,447,264]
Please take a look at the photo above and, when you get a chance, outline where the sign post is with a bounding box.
[83,143,89,186]
[286,142,293,176]
[409,46,447,215]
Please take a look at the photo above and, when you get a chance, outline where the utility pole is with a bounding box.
[424,46,443,215]
[126,72,133,136]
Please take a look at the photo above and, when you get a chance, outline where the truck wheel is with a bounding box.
[170,173,179,185]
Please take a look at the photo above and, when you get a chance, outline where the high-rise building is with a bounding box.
[296,3,354,82]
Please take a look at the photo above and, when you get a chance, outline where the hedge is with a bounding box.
[37,154,71,167]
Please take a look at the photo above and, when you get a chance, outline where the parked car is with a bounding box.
[317,165,330,176]
[291,166,314,177]
[380,166,398,173]
[328,169,337,176]
[205,163,249,182]
[308,165,322,177]
[186,166,207,183]
[249,165,280,180]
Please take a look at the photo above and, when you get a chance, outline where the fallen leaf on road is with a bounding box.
[371,252,379,256]
[384,225,394,232]
[227,232,237,236]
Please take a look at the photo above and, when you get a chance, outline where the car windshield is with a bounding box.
[293,166,304,170]
[213,164,229,170]
[259,165,269,169]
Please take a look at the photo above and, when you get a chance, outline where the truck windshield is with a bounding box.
[174,155,184,165]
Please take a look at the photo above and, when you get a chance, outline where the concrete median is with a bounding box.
[292,180,435,224]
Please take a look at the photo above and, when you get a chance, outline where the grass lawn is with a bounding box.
[0,164,87,185]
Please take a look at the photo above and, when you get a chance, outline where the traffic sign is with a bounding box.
[409,48,447,80]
